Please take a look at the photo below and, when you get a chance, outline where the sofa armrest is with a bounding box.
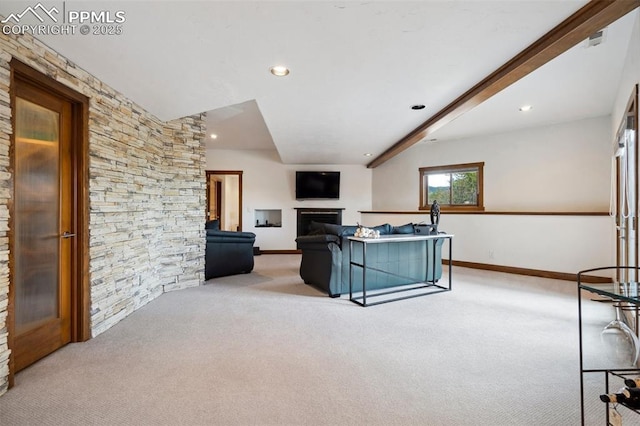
[206,230,256,243]
[296,234,342,297]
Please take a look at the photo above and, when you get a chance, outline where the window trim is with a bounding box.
[419,162,484,211]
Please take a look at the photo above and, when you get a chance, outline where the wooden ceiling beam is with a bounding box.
[367,0,640,168]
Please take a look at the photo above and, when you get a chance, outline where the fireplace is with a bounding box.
[295,208,344,237]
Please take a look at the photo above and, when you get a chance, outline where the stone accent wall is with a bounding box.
[0,46,12,398]
[0,47,11,395]
[0,30,206,395]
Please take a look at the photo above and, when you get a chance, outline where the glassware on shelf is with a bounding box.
[601,281,640,366]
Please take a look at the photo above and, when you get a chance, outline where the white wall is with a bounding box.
[373,116,612,212]
[206,149,372,250]
[371,116,615,275]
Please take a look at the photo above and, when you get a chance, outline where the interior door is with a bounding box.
[12,80,73,372]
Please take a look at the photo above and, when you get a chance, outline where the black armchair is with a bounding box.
[205,220,256,280]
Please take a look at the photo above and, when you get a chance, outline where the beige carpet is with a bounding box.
[0,254,633,425]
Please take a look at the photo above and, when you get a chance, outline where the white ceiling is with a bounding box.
[1,1,636,165]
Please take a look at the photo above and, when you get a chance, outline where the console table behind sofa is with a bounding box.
[348,233,453,306]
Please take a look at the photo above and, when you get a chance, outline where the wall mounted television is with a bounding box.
[295,171,340,200]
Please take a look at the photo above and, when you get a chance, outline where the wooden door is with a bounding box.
[12,78,74,372]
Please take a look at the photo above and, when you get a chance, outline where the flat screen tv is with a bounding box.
[296,171,340,200]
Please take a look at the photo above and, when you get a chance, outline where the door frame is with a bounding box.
[7,60,90,387]
[205,170,243,231]
[616,84,639,281]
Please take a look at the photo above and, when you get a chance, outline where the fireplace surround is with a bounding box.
[295,208,343,238]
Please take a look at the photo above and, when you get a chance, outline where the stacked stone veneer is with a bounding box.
[0,30,207,395]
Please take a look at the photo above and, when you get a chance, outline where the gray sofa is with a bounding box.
[295,222,444,297]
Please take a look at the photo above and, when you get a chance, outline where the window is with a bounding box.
[419,162,484,211]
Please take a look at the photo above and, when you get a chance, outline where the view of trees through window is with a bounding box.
[420,162,483,210]
[427,171,477,205]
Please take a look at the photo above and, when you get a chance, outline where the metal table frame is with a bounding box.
[348,233,453,307]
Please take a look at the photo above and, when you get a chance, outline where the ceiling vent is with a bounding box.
[586,28,607,47]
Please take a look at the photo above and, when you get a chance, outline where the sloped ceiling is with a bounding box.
[0,1,636,164]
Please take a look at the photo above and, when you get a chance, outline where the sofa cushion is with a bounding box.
[311,222,395,237]
[392,223,415,234]
[316,222,339,236]
[371,224,392,235]
[307,221,326,235]
[339,225,360,236]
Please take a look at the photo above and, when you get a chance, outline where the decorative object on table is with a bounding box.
[430,200,440,227]
[413,223,438,235]
[354,224,380,238]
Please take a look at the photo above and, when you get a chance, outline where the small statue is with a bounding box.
[430,200,440,226]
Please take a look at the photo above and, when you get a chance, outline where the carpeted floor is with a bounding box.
[0,254,636,425]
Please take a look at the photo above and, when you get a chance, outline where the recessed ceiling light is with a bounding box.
[411,104,426,110]
[270,65,290,77]
[364,153,373,157]
[519,105,533,112]
[210,133,218,139]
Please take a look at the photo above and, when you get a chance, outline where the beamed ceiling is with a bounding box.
[0,0,638,166]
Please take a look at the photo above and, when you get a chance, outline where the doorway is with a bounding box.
[8,60,90,386]
[206,171,242,231]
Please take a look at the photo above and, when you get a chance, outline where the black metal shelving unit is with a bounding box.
[578,266,640,425]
